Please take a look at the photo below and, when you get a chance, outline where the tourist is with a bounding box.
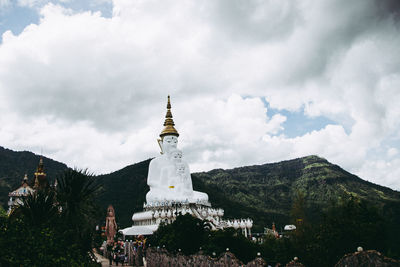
[107,250,113,266]
[124,254,128,265]
[119,253,125,266]
[114,252,119,266]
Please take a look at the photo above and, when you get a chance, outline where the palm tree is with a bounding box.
[55,169,101,250]
[3,169,101,266]
[10,189,58,227]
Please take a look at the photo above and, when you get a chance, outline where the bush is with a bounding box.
[0,169,101,267]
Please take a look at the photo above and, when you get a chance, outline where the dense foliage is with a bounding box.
[148,214,258,263]
[287,197,391,266]
[149,214,206,255]
[0,169,100,267]
[149,198,399,266]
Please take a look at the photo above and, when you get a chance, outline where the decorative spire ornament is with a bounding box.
[34,157,48,189]
[37,157,44,173]
[22,174,28,186]
[159,95,179,138]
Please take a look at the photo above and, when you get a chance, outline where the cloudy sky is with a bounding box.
[0,0,400,190]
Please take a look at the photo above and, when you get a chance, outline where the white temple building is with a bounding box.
[7,174,34,214]
[121,96,253,237]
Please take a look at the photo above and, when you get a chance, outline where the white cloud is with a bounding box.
[0,0,10,8]
[175,94,284,171]
[17,0,47,8]
[387,148,398,158]
[357,158,400,190]
[0,0,400,189]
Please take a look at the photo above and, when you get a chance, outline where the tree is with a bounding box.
[290,191,306,226]
[56,169,101,255]
[0,169,101,267]
[150,213,259,263]
[291,197,387,267]
[203,227,259,263]
[56,169,100,226]
[149,214,207,255]
[261,235,294,265]
[9,189,58,227]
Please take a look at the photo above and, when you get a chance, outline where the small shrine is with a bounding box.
[121,96,253,237]
[7,174,34,213]
[7,157,49,214]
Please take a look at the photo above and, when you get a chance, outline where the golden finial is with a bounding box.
[34,157,47,189]
[37,157,44,172]
[167,95,171,109]
[159,95,179,138]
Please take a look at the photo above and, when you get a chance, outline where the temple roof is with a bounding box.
[132,210,153,221]
[120,224,158,236]
[9,174,34,197]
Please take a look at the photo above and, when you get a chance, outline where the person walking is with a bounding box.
[120,253,125,266]
[107,250,113,266]
[115,252,119,266]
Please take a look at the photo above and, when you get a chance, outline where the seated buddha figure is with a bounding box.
[145,96,209,204]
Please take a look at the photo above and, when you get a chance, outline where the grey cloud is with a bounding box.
[375,0,400,20]
[209,0,300,43]
[2,0,396,126]
[279,1,385,86]
[1,0,400,188]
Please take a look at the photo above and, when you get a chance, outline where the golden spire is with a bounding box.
[37,157,44,173]
[160,95,179,138]
[34,157,47,189]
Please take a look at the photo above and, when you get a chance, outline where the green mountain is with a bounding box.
[96,159,151,227]
[193,155,400,230]
[1,146,399,233]
[96,155,400,232]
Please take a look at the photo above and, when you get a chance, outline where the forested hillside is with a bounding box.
[0,146,68,207]
[193,155,400,229]
[96,155,400,232]
[1,146,399,234]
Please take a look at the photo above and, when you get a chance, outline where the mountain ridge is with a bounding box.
[1,146,399,232]
[0,146,68,207]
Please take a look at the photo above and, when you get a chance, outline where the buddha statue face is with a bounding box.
[169,149,182,163]
[162,135,178,154]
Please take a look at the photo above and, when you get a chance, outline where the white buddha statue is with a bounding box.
[146,96,209,204]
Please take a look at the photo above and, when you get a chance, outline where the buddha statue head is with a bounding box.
[160,135,178,154]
